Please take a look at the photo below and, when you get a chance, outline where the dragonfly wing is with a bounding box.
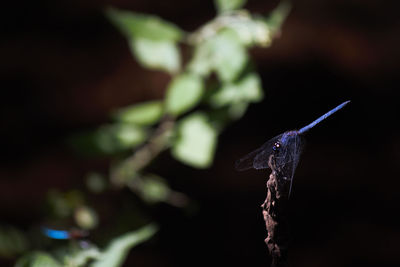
[274,134,303,195]
[277,135,303,176]
[235,133,282,171]
[235,146,265,171]
[253,134,283,169]
[291,134,304,175]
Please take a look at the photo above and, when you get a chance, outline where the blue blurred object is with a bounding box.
[41,227,88,240]
[42,227,70,239]
[235,100,350,194]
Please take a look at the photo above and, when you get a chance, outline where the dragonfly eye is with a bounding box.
[273,142,281,151]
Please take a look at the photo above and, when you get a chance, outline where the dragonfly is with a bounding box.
[42,226,88,240]
[235,100,350,195]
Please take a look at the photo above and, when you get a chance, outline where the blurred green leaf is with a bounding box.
[262,0,291,35]
[227,101,249,120]
[165,73,204,116]
[135,175,171,204]
[209,72,263,107]
[15,251,61,267]
[47,190,84,218]
[64,247,101,267]
[213,30,247,82]
[106,8,183,41]
[95,124,147,154]
[172,113,217,168]
[214,0,246,13]
[110,160,139,187]
[0,225,28,258]
[69,124,147,156]
[129,38,181,73]
[74,206,99,230]
[189,29,247,82]
[91,224,158,267]
[86,172,107,194]
[225,15,273,47]
[187,41,213,77]
[114,101,163,126]
[206,100,249,132]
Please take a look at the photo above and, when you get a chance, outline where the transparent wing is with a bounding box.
[274,133,304,195]
[235,133,283,171]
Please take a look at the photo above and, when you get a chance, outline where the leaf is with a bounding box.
[74,206,99,230]
[187,41,213,77]
[213,30,248,82]
[114,101,163,125]
[69,124,148,156]
[172,113,217,168]
[227,102,249,120]
[15,251,62,267]
[165,73,204,116]
[224,15,273,47]
[214,0,246,13]
[106,8,183,73]
[47,190,84,218]
[209,72,263,107]
[91,224,158,267]
[86,172,107,193]
[129,38,181,73]
[0,225,28,258]
[135,175,172,204]
[95,124,147,154]
[106,8,183,41]
[64,247,101,267]
[189,29,247,82]
[263,0,291,34]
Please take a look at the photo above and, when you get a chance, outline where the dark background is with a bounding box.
[1,0,399,266]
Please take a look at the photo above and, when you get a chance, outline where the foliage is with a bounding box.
[91,224,157,267]
[9,1,290,266]
[14,224,157,267]
[0,225,28,259]
[165,73,204,116]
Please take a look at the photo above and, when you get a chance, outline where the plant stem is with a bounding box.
[261,154,290,267]
[110,116,175,186]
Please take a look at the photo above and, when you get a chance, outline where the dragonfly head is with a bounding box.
[273,141,281,151]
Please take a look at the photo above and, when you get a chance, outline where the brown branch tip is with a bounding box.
[261,155,291,267]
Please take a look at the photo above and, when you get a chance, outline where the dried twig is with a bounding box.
[261,154,291,267]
